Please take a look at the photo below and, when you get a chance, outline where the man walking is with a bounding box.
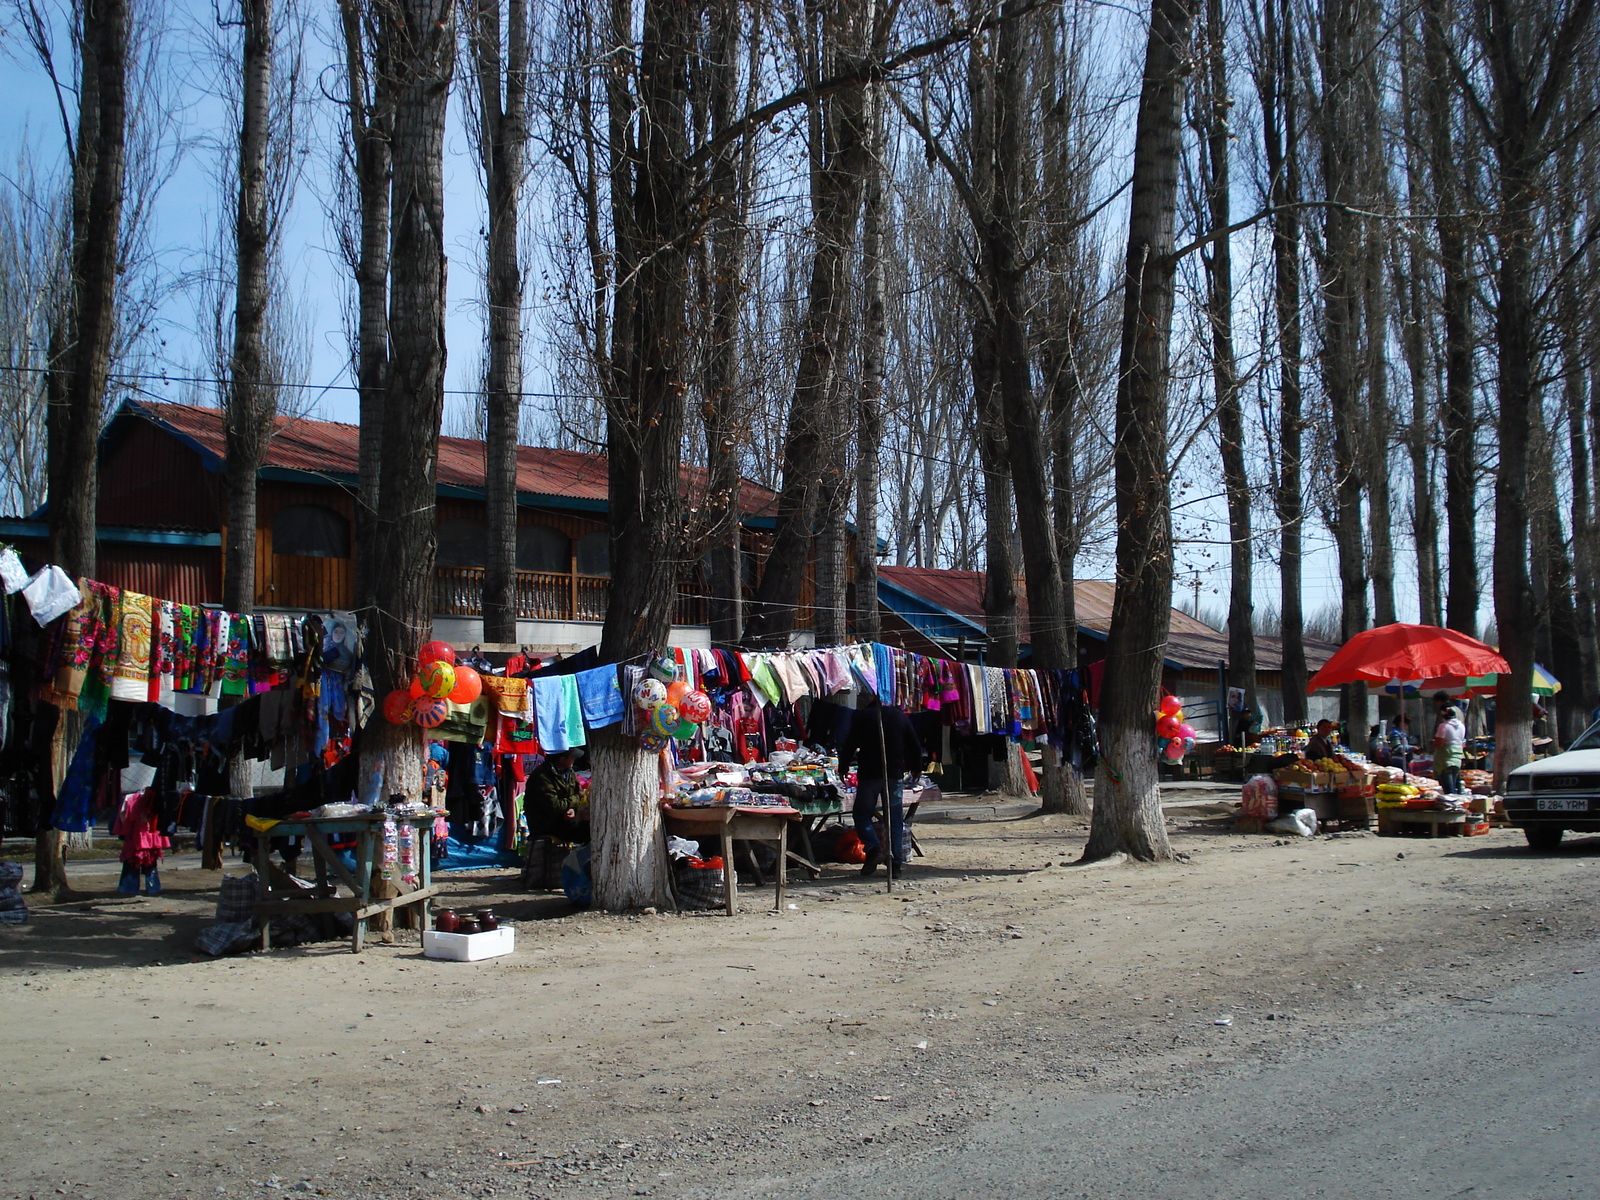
[839,698,925,878]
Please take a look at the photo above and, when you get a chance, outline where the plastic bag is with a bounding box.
[1266,807,1318,837]
[833,828,867,863]
[1240,773,1279,818]
[22,565,81,626]
[0,547,29,594]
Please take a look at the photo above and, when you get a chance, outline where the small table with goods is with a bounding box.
[251,809,440,953]
[660,803,800,915]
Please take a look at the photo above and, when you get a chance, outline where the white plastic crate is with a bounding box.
[422,924,515,962]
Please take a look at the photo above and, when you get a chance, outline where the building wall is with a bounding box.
[100,421,224,530]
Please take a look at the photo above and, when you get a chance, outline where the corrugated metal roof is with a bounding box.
[876,565,1335,673]
[128,401,778,516]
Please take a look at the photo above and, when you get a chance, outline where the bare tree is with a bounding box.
[1084,0,1200,862]
[465,0,529,643]
[221,0,303,615]
[334,0,392,619]
[361,0,455,800]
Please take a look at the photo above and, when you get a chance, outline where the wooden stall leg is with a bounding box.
[775,824,787,911]
[722,828,737,916]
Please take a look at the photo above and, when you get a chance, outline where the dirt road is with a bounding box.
[2,803,1596,1200]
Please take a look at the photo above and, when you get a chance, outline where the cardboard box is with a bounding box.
[1274,768,1331,790]
[423,926,515,962]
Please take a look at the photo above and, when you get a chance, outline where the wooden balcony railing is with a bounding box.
[435,566,710,627]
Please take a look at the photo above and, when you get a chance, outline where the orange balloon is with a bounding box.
[448,664,483,704]
[665,680,689,706]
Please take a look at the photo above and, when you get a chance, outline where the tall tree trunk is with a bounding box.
[223,0,276,616]
[747,3,870,646]
[1315,0,1371,731]
[1563,348,1598,723]
[853,71,886,644]
[1421,0,1478,636]
[1363,247,1396,626]
[1084,0,1198,862]
[472,0,530,643]
[702,0,759,648]
[340,0,392,619]
[1200,0,1256,745]
[591,0,697,910]
[1256,0,1306,724]
[39,0,128,895]
[974,317,1019,669]
[362,0,455,802]
[982,1,1075,813]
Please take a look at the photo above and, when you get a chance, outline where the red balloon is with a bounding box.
[1164,736,1185,760]
[448,664,483,704]
[419,640,456,667]
[1155,714,1181,739]
[1158,694,1183,717]
[413,696,449,728]
[382,690,415,724]
[408,676,426,699]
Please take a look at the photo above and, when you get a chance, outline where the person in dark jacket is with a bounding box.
[523,750,589,843]
[838,699,925,877]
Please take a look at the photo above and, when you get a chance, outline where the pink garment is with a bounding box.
[111,791,170,870]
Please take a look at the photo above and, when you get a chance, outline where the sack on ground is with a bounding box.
[1266,807,1318,837]
[674,858,726,910]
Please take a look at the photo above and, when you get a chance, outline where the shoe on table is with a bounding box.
[860,848,883,877]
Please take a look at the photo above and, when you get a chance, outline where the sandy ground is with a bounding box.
[2,795,1597,1200]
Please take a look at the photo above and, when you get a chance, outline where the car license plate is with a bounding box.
[1537,797,1588,811]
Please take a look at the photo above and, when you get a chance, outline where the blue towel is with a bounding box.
[534,675,588,751]
[576,665,625,728]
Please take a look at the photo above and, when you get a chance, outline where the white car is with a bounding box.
[1503,729,1600,849]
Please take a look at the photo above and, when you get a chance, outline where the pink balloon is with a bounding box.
[1164,737,1186,760]
[1176,723,1196,741]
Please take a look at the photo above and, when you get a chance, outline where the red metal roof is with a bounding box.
[876,565,1333,672]
[129,401,777,516]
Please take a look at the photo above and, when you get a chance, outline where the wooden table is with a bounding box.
[252,812,440,952]
[661,806,798,915]
[1379,808,1469,838]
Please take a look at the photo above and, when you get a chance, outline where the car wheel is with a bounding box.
[1524,826,1565,851]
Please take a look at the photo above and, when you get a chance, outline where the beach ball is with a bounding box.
[448,664,483,704]
[419,659,456,699]
[674,718,697,739]
[679,689,712,723]
[419,640,456,666]
[414,696,449,728]
[634,677,668,709]
[665,680,688,706]
[382,690,415,725]
[648,654,677,682]
[639,733,669,752]
[651,703,680,735]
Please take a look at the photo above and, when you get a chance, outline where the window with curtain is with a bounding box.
[271,504,350,558]
[575,530,610,577]
[517,524,570,573]
[436,517,489,567]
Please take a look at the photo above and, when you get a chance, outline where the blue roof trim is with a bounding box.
[0,517,221,547]
[876,575,990,646]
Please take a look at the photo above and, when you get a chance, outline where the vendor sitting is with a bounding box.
[1304,719,1337,762]
[524,749,590,844]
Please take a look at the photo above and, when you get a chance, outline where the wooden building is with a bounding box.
[0,400,789,649]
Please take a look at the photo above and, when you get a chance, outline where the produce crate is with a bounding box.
[1234,815,1267,834]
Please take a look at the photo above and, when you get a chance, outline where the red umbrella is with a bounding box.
[1306,623,1510,693]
